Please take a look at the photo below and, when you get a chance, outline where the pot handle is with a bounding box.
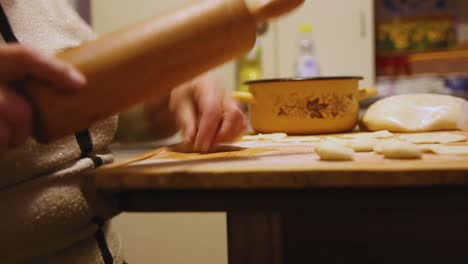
[357,87,378,101]
[232,91,257,104]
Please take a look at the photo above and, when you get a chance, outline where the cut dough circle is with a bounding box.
[417,144,439,153]
[379,141,422,159]
[374,139,407,154]
[346,138,378,152]
[315,142,355,161]
[326,137,378,152]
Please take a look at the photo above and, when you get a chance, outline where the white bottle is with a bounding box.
[295,24,319,78]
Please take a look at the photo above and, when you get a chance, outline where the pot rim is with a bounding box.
[245,76,363,85]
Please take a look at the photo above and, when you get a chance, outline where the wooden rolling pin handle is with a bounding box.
[24,0,304,143]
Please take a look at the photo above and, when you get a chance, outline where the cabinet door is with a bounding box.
[276,0,375,86]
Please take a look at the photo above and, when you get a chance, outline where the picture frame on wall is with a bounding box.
[376,0,458,54]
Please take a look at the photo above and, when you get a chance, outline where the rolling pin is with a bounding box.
[20,0,304,142]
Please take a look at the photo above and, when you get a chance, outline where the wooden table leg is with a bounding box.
[227,211,283,264]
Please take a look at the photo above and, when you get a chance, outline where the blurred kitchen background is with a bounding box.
[68,0,468,263]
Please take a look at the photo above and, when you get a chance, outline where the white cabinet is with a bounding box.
[273,0,375,87]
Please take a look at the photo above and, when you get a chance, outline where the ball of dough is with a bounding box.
[362,94,468,132]
[315,142,355,161]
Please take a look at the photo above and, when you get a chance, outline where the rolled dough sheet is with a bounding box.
[425,145,468,156]
[272,136,321,143]
[398,132,466,144]
[242,133,288,141]
[340,130,394,139]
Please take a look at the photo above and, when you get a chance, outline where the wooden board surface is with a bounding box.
[93,132,468,190]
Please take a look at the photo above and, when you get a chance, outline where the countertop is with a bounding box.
[98,132,468,190]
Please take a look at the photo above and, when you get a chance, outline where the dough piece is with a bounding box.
[315,142,354,161]
[272,136,321,143]
[398,132,466,144]
[242,133,288,141]
[341,130,394,139]
[346,138,378,152]
[374,139,406,154]
[362,94,468,132]
[417,144,439,153]
[425,145,468,156]
[326,137,377,152]
[379,141,422,159]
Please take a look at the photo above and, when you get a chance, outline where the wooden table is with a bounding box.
[92,133,468,264]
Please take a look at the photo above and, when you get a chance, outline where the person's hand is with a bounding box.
[0,44,86,151]
[169,74,247,153]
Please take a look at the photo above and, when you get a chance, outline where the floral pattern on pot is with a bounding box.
[273,93,355,119]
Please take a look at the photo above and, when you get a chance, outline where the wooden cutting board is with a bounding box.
[92,132,468,190]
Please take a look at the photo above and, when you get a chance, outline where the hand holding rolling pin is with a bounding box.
[0,44,85,151]
[20,0,305,144]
